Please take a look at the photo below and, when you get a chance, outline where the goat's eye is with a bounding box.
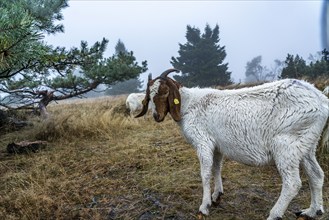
[159,91,169,97]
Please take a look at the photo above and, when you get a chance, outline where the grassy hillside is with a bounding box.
[0,96,328,220]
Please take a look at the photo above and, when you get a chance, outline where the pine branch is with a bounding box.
[0,60,36,79]
[52,81,100,101]
[0,32,32,55]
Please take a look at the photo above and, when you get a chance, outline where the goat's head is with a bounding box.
[135,68,181,122]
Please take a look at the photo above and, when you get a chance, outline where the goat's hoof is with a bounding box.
[211,197,221,207]
[211,200,220,207]
[316,210,323,216]
[295,211,302,217]
[296,217,315,220]
[196,211,205,220]
[274,218,282,220]
[212,192,223,207]
[295,210,319,220]
[295,214,315,220]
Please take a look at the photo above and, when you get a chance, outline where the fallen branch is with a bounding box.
[7,140,48,154]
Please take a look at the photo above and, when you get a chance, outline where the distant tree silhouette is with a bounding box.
[106,78,143,95]
[105,40,144,95]
[322,48,329,63]
[245,56,277,83]
[115,39,128,55]
[171,24,231,87]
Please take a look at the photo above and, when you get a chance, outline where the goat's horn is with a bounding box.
[160,68,180,78]
[148,73,152,81]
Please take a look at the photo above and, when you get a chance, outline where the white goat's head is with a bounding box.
[136,69,181,122]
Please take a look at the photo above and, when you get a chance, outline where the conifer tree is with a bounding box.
[280,52,328,80]
[105,40,144,95]
[171,24,231,87]
[0,1,147,117]
[280,54,308,79]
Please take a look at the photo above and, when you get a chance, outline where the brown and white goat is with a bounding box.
[136,68,329,220]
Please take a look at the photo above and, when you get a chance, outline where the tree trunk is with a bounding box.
[37,90,54,119]
[39,102,49,119]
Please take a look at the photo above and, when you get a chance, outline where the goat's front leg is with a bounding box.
[196,146,214,217]
[212,150,224,206]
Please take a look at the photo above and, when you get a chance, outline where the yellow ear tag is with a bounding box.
[174,98,180,105]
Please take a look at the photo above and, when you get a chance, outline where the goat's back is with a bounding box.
[180,79,329,165]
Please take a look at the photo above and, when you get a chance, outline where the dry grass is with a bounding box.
[0,95,328,220]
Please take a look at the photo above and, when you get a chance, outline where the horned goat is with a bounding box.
[136,69,329,220]
[125,93,148,117]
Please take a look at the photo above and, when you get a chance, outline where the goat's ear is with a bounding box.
[167,79,181,122]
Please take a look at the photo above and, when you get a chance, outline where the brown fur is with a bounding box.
[166,78,181,122]
[152,80,170,121]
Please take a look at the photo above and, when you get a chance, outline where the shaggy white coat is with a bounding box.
[150,78,329,220]
[125,93,147,116]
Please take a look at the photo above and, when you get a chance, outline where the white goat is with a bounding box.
[126,93,150,117]
[136,69,329,220]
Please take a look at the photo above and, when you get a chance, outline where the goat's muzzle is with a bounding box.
[153,112,165,122]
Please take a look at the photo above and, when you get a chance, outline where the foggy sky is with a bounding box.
[45,0,324,86]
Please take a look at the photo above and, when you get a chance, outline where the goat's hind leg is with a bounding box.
[268,155,302,220]
[212,150,224,206]
[297,153,324,218]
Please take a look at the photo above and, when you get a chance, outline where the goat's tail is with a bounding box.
[320,116,329,153]
[319,97,329,153]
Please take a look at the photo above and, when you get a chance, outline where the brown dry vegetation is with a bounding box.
[0,95,328,220]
